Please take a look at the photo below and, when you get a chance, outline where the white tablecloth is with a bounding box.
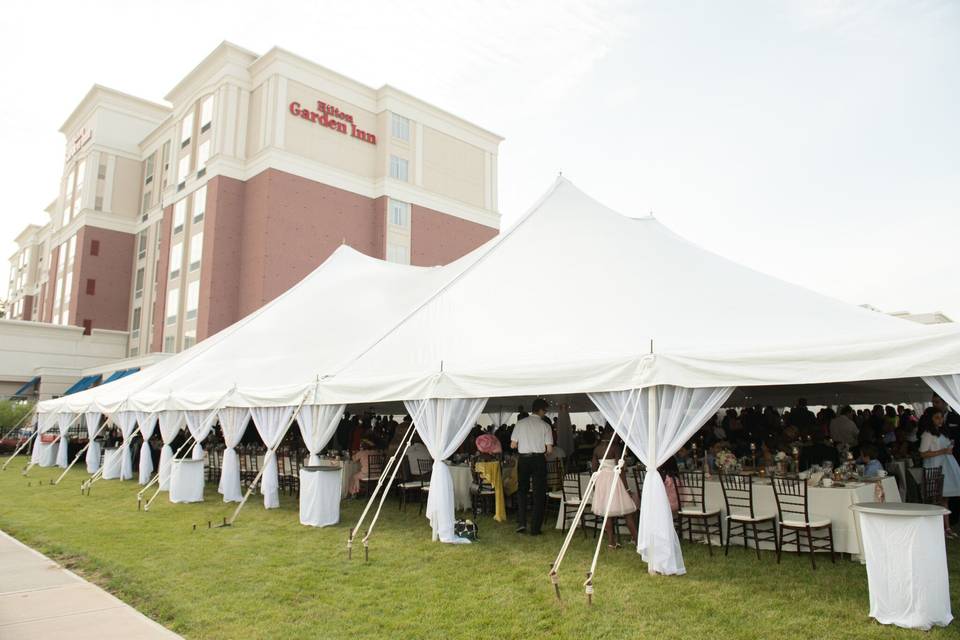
[340,459,359,499]
[852,503,953,630]
[299,467,342,527]
[554,471,901,558]
[449,464,473,511]
[101,447,122,480]
[86,441,101,474]
[169,459,205,503]
[35,442,57,467]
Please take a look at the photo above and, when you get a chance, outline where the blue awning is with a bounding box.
[102,368,140,384]
[12,376,40,397]
[63,374,103,396]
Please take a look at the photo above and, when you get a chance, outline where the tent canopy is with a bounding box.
[38,178,960,414]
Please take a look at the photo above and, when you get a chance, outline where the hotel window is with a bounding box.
[177,154,191,189]
[169,242,182,280]
[173,199,186,235]
[82,319,92,335]
[137,230,148,260]
[97,163,106,180]
[166,286,179,325]
[389,156,409,182]
[184,331,196,349]
[65,171,76,218]
[66,235,76,265]
[131,306,141,339]
[63,275,72,304]
[189,232,203,272]
[53,278,62,309]
[386,242,410,265]
[180,116,192,148]
[85,279,96,295]
[73,160,85,212]
[192,185,206,223]
[161,141,171,187]
[141,191,152,217]
[144,153,155,185]
[186,280,199,320]
[94,196,103,211]
[196,141,210,177]
[57,243,66,271]
[164,335,175,353]
[389,199,409,227]
[89,239,99,256]
[134,267,144,299]
[391,114,410,141]
[129,346,139,357]
[200,95,214,132]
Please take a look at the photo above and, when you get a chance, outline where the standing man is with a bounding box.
[511,398,554,535]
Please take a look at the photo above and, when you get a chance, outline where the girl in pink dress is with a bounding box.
[591,431,638,548]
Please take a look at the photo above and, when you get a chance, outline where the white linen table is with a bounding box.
[35,441,58,468]
[101,447,122,480]
[449,464,473,511]
[850,502,952,630]
[702,477,901,558]
[299,466,342,527]
[169,459,205,503]
[340,459,359,499]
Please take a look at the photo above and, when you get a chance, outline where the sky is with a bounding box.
[1,0,957,319]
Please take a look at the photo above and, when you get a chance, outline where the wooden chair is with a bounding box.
[556,472,595,536]
[719,472,778,560]
[921,466,944,504]
[675,471,723,555]
[771,476,835,569]
[470,464,497,518]
[631,466,646,503]
[207,447,222,484]
[360,454,386,497]
[398,457,429,512]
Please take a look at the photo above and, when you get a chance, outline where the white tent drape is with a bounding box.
[157,410,185,491]
[217,407,249,502]
[135,412,159,485]
[404,398,487,543]
[589,411,606,428]
[250,405,296,509]
[298,404,346,465]
[115,411,139,481]
[590,385,733,575]
[924,375,960,414]
[84,411,101,473]
[184,410,216,460]
[56,413,73,468]
[33,413,58,464]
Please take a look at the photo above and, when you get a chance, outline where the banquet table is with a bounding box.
[299,466,342,527]
[339,459,359,499]
[448,463,473,511]
[169,459,205,503]
[554,470,901,558]
[101,447,122,480]
[35,442,58,468]
[851,502,952,629]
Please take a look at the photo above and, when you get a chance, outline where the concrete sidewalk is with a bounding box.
[0,529,181,639]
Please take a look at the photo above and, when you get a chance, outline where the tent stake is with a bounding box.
[550,570,561,603]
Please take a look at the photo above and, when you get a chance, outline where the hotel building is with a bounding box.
[4,42,501,397]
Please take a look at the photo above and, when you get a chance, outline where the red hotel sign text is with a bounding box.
[289,101,376,145]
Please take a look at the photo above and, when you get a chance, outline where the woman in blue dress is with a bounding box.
[919,408,960,538]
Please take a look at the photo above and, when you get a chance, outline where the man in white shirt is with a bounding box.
[829,406,859,447]
[511,398,554,535]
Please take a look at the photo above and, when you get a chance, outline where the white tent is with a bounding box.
[36,177,960,569]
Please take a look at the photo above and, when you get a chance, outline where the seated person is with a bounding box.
[859,444,884,478]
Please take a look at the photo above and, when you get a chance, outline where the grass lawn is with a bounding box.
[0,457,956,639]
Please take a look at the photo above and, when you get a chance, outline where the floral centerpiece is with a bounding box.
[715,449,738,472]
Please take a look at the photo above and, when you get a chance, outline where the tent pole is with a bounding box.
[2,424,38,471]
[225,392,309,526]
[0,406,37,444]
[646,385,659,576]
[142,434,196,511]
[53,418,109,485]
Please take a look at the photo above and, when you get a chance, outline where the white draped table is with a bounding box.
[169,459,205,503]
[299,466,342,527]
[554,471,901,558]
[35,441,58,468]
[101,447,122,480]
[851,502,952,630]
